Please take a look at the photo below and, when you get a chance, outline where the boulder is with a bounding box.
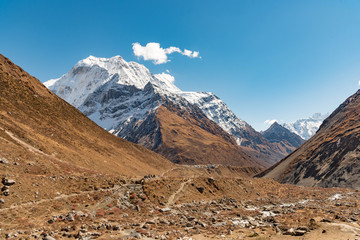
[2,178,15,186]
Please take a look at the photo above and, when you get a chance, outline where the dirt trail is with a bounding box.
[0,185,121,213]
[165,178,192,207]
[2,127,92,173]
[3,128,44,155]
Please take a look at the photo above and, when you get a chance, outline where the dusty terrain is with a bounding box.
[1,166,360,239]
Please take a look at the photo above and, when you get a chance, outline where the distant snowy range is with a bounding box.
[282,113,329,140]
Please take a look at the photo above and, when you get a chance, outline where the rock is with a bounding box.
[185,223,192,227]
[112,225,120,231]
[321,218,332,223]
[159,207,171,212]
[136,205,141,212]
[297,226,309,232]
[90,232,101,237]
[2,178,15,186]
[0,199,4,204]
[275,226,282,235]
[43,236,56,240]
[0,158,9,164]
[196,187,204,193]
[283,228,295,235]
[65,213,74,222]
[3,190,9,196]
[294,229,307,236]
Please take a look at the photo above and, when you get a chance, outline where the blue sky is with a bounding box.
[1,0,360,130]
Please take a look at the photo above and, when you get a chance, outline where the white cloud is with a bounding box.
[132,42,200,64]
[358,80,360,86]
[264,119,277,125]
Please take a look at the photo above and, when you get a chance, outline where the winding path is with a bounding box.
[165,178,192,207]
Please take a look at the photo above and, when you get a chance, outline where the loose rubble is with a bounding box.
[1,176,360,239]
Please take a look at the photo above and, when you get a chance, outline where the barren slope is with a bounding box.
[154,106,266,168]
[0,53,174,177]
[259,90,360,188]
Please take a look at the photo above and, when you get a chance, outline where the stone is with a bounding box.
[90,232,101,237]
[196,187,205,194]
[283,228,295,235]
[65,213,74,222]
[321,218,332,223]
[297,226,309,232]
[43,236,56,240]
[294,229,307,236]
[0,158,9,164]
[2,178,15,186]
[0,198,4,204]
[159,207,171,212]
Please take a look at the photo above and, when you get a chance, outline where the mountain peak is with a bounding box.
[269,121,280,127]
[77,55,126,68]
[262,121,305,153]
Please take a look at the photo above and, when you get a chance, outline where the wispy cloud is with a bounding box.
[264,119,277,125]
[132,42,200,64]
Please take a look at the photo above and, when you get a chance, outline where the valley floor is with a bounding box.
[1,169,360,240]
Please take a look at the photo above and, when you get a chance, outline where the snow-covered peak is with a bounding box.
[44,55,155,107]
[45,55,249,145]
[152,73,181,93]
[282,113,329,140]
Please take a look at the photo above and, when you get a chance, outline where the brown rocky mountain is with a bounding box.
[0,53,174,177]
[261,122,305,154]
[259,89,360,189]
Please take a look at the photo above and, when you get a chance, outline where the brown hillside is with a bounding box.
[154,106,267,168]
[259,90,360,189]
[0,53,174,177]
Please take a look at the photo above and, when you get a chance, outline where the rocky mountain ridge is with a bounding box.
[45,55,300,166]
[259,90,360,189]
[261,122,305,154]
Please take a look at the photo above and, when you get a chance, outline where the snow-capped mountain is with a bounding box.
[282,113,329,140]
[45,56,246,139]
[45,55,293,166]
